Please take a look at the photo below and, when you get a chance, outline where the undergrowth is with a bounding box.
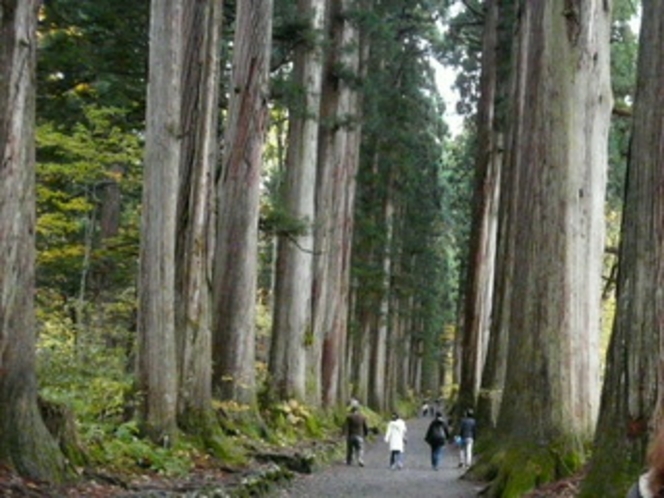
[34,302,377,480]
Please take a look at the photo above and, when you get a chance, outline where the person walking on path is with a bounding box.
[424,411,450,470]
[457,409,477,469]
[274,415,482,498]
[384,412,407,470]
[345,405,369,467]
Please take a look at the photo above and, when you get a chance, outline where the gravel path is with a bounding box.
[274,416,483,497]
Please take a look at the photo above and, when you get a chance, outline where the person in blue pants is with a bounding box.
[424,412,450,470]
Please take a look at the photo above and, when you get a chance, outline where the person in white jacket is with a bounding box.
[384,412,407,470]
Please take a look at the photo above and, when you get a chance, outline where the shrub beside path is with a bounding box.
[274,415,483,497]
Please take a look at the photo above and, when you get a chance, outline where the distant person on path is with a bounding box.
[384,412,407,470]
[457,409,477,468]
[421,401,430,417]
[424,411,450,470]
[345,405,368,467]
[627,425,664,497]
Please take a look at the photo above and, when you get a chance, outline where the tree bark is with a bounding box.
[487,1,612,494]
[212,0,273,404]
[175,0,223,433]
[459,0,501,413]
[310,0,362,408]
[0,0,67,481]
[269,0,326,402]
[137,0,184,443]
[581,2,664,495]
[475,0,517,432]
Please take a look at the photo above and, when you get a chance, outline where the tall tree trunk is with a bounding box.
[367,166,392,411]
[269,0,326,402]
[212,0,273,404]
[377,183,395,410]
[137,0,184,443]
[475,0,517,432]
[0,0,67,482]
[458,0,501,413]
[175,0,222,433]
[310,0,362,408]
[487,1,612,494]
[581,2,664,495]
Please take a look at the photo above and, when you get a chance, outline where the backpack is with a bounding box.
[427,422,447,445]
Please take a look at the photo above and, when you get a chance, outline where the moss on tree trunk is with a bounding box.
[39,397,89,468]
[0,389,70,483]
[473,438,585,498]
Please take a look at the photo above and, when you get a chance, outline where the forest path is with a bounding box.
[274,415,483,497]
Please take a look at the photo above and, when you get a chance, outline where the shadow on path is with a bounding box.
[274,416,483,497]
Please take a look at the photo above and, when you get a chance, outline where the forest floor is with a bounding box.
[0,417,584,497]
[0,466,584,498]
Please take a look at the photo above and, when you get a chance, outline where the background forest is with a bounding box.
[1,0,661,497]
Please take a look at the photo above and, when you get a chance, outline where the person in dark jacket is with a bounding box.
[424,411,450,470]
[345,405,369,466]
[457,409,477,468]
[627,425,664,498]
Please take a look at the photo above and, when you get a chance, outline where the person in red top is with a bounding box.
[345,405,368,467]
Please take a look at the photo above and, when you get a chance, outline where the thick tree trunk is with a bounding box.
[487,1,612,494]
[212,0,273,404]
[137,0,183,443]
[269,0,325,402]
[0,0,67,482]
[581,3,664,495]
[175,0,222,433]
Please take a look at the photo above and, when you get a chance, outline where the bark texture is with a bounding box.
[310,0,362,407]
[175,0,222,430]
[581,2,664,495]
[212,0,273,404]
[269,0,325,402]
[488,0,612,494]
[0,0,67,481]
[476,0,517,432]
[137,0,183,442]
[459,0,501,413]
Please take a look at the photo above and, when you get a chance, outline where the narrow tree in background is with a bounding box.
[486,2,612,494]
[269,0,326,402]
[0,0,67,481]
[137,0,183,443]
[581,3,664,495]
[212,0,274,404]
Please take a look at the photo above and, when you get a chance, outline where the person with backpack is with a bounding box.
[425,411,450,470]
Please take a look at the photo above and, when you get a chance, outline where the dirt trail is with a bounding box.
[274,415,483,497]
